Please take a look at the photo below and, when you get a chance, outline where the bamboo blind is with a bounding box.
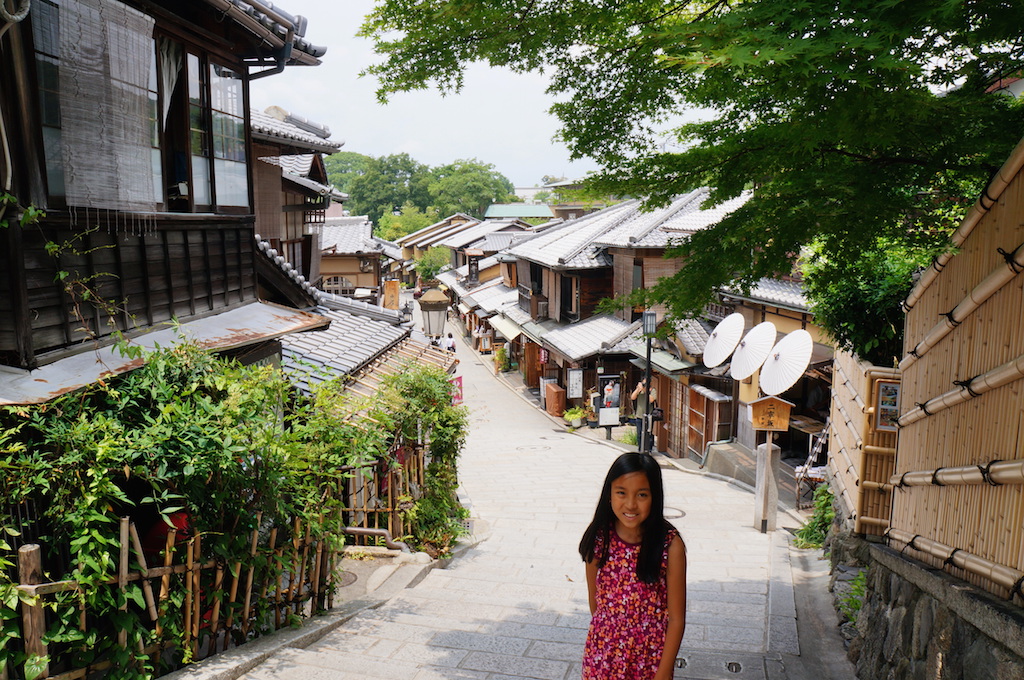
[893,152,1024,600]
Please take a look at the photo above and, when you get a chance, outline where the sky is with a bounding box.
[249,0,601,187]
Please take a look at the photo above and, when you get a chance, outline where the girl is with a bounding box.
[579,453,686,680]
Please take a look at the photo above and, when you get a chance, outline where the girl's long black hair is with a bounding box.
[579,452,671,584]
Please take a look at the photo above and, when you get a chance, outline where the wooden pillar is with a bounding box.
[18,544,49,678]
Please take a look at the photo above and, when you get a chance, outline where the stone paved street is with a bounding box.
[237,330,852,680]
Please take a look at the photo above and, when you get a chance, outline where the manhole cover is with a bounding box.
[517,445,552,452]
[338,572,357,588]
[665,506,686,519]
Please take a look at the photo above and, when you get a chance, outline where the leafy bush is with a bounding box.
[839,569,867,623]
[794,483,835,549]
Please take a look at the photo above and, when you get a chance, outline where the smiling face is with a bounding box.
[610,471,652,542]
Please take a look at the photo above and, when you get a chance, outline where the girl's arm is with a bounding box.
[655,534,687,680]
[585,558,599,616]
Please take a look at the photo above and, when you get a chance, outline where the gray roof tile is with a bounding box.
[542,315,642,362]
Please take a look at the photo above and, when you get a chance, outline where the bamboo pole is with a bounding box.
[899,351,1024,426]
[184,537,194,654]
[128,523,158,622]
[118,518,129,649]
[192,533,202,656]
[240,512,262,637]
[295,524,312,617]
[889,459,1024,488]
[155,529,176,638]
[256,528,278,632]
[888,528,1024,597]
[208,565,224,653]
[18,545,49,679]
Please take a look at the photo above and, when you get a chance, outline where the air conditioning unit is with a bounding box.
[537,301,549,319]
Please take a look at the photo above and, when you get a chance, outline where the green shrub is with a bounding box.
[839,569,867,622]
[794,483,835,549]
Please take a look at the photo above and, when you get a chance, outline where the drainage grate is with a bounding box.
[337,572,357,588]
[726,662,742,673]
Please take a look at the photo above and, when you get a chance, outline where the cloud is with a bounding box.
[250,0,600,186]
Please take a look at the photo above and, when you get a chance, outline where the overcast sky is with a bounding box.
[249,0,601,187]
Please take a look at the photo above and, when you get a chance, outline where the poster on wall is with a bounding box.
[567,369,584,399]
[598,374,621,427]
[875,379,901,432]
[450,376,463,405]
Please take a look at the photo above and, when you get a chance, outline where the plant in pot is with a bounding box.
[563,406,587,428]
[583,403,598,428]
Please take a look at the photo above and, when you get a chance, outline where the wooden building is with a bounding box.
[0,0,328,394]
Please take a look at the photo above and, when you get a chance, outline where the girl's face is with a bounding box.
[610,471,652,538]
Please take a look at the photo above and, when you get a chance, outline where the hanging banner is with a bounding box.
[450,376,463,405]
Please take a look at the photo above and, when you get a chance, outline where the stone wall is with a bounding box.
[849,544,1024,679]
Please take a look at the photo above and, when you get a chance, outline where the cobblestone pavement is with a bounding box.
[236,330,849,680]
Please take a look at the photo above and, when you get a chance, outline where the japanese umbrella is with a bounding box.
[703,312,745,368]
[730,321,777,380]
[759,329,813,396]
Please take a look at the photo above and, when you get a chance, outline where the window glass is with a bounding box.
[148,51,163,204]
[187,53,211,206]
[32,0,64,198]
[209,64,247,207]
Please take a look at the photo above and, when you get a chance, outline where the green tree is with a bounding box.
[414,246,451,282]
[324,151,372,195]
[428,158,514,218]
[801,237,934,367]
[378,202,440,241]
[361,1,1024,319]
[347,153,433,224]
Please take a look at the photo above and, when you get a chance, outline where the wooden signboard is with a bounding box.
[750,395,795,432]
[382,280,400,309]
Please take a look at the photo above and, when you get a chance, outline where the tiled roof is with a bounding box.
[480,231,538,252]
[208,0,326,65]
[500,302,532,326]
[281,306,408,392]
[250,109,341,153]
[254,234,323,302]
[321,221,378,255]
[507,201,637,269]
[317,292,404,324]
[438,219,526,250]
[542,315,643,362]
[372,237,403,261]
[722,277,809,311]
[592,189,752,249]
[406,219,482,249]
[460,277,505,309]
[261,154,315,176]
[471,283,518,315]
[674,318,712,356]
[397,214,475,247]
[484,204,555,219]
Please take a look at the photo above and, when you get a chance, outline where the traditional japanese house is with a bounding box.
[319,216,385,302]
[251,105,344,284]
[0,0,330,400]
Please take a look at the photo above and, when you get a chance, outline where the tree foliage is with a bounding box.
[324,151,372,196]
[347,153,433,224]
[428,158,515,217]
[361,0,1024,319]
[377,202,440,241]
[414,246,451,282]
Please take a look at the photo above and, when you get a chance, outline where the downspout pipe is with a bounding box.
[249,40,292,80]
[342,527,411,553]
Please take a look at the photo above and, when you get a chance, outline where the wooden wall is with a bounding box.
[0,214,257,368]
[894,149,1024,597]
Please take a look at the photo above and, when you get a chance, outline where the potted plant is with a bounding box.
[563,406,587,428]
[584,403,598,428]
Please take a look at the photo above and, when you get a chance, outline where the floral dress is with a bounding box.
[582,527,678,679]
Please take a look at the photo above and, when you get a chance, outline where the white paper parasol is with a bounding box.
[729,321,777,380]
[759,329,813,396]
[703,312,745,368]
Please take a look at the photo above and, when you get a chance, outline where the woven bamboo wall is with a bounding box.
[894,154,1024,598]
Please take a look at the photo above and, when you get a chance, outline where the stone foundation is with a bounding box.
[848,544,1024,679]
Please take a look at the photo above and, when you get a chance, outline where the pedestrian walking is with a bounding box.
[579,453,686,680]
[442,332,457,353]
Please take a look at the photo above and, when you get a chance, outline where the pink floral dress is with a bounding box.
[582,527,678,679]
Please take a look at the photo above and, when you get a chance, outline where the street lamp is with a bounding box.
[419,287,449,339]
[641,310,657,454]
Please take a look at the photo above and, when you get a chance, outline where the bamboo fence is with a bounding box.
[892,137,1024,601]
[1,446,426,680]
[828,350,898,536]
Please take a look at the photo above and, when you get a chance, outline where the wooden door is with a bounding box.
[687,388,709,460]
[524,342,540,388]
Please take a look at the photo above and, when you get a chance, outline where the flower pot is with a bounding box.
[571,418,582,428]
